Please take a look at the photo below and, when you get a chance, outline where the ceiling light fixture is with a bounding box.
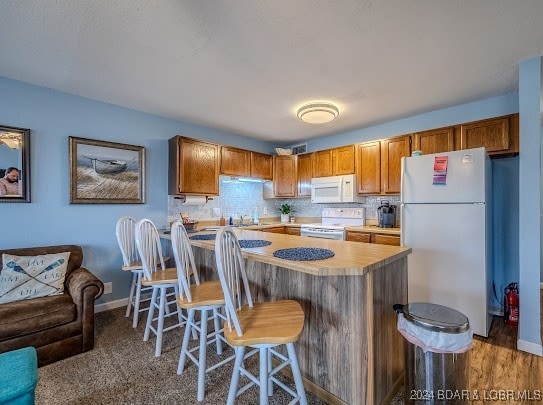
[297,102,339,124]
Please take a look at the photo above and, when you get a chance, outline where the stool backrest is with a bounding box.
[171,221,201,301]
[115,216,139,267]
[135,219,165,281]
[215,228,253,336]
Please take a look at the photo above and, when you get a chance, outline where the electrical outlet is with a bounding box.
[263,207,268,215]
[103,282,112,295]
[212,207,221,217]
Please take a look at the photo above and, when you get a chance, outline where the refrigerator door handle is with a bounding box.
[400,203,405,247]
[400,157,406,202]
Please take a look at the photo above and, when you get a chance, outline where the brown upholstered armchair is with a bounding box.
[0,245,104,366]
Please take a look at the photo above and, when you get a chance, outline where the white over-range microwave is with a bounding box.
[311,174,358,203]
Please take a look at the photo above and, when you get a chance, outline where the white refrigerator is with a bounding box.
[401,147,492,337]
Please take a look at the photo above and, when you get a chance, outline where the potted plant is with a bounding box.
[279,203,295,223]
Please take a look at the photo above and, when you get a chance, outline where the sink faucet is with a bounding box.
[239,214,247,225]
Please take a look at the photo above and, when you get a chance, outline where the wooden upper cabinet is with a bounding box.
[412,127,454,155]
[312,146,355,178]
[459,117,510,154]
[381,135,411,194]
[168,136,219,196]
[332,145,355,175]
[312,149,334,178]
[297,153,312,197]
[356,141,381,195]
[273,155,297,197]
[220,146,250,177]
[250,152,273,180]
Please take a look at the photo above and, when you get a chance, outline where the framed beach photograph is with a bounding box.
[69,136,145,204]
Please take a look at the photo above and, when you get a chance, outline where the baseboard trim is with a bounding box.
[517,339,543,356]
[95,298,128,313]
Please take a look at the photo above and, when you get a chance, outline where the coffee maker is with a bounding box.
[378,201,396,228]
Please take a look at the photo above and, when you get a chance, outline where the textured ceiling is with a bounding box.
[1,1,542,143]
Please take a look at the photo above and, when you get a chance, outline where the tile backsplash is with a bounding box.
[168,179,399,224]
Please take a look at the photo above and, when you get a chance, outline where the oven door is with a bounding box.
[300,228,345,240]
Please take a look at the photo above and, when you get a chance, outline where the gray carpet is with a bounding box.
[36,307,404,404]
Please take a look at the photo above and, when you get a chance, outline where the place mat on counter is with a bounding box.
[239,239,272,249]
[163,229,198,235]
[273,247,335,261]
[189,234,217,241]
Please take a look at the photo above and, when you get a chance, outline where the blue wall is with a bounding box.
[0,76,275,304]
[298,93,521,311]
[518,57,542,349]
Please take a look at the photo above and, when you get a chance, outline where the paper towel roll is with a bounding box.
[178,195,207,205]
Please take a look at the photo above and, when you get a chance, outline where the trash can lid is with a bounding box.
[402,302,470,333]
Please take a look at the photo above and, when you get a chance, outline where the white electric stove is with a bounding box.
[300,208,366,240]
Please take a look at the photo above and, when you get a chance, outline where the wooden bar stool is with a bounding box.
[116,216,152,328]
[171,221,235,402]
[215,228,308,405]
[135,218,184,357]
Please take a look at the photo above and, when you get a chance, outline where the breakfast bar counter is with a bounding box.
[174,229,411,404]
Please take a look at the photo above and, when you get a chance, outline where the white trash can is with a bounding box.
[393,303,473,404]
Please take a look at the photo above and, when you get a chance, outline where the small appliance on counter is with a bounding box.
[377,201,396,228]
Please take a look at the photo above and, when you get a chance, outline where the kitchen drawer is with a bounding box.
[371,233,400,246]
[346,231,371,243]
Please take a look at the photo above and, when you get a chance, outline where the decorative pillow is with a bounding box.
[0,252,71,304]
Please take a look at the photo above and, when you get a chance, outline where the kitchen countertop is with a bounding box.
[193,222,401,235]
[161,228,410,277]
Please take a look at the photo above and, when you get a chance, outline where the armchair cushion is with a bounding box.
[0,295,75,340]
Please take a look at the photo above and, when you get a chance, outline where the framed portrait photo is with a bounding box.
[69,136,145,204]
[0,125,30,203]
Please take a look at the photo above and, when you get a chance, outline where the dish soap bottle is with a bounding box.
[253,207,259,225]
[219,215,226,226]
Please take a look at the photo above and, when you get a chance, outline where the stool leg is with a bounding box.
[267,348,273,395]
[212,307,223,355]
[227,346,245,405]
[197,309,209,402]
[177,308,195,375]
[259,347,269,405]
[174,285,183,326]
[155,287,167,357]
[133,272,143,328]
[144,287,158,342]
[287,343,307,405]
[126,272,137,317]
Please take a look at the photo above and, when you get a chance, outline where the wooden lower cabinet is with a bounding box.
[347,231,400,246]
[346,231,371,243]
[261,226,286,234]
[286,227,301,236]
[371,233,400,246]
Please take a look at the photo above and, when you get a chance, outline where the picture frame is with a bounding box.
[69,136,145,204]
[0,125,31,203]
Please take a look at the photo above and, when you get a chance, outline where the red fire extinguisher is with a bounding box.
[504,282,519,328]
